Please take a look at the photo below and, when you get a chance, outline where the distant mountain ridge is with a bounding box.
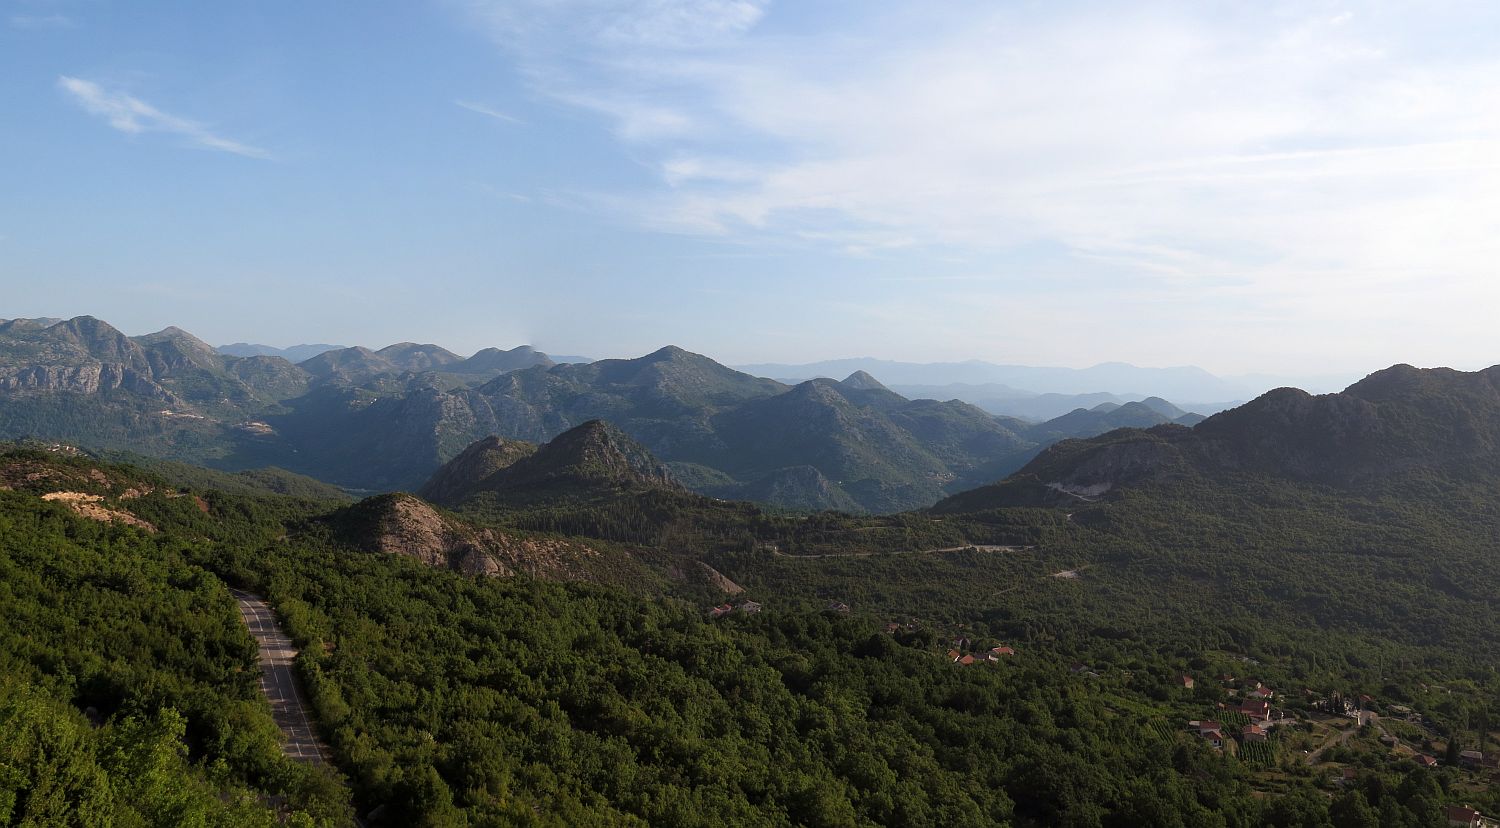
[737,357,1355,403]
[0,314,1262,513]
[935,364,1500,512]
[218,342,345,362]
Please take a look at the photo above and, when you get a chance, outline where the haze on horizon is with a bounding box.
[4,1,1499,377]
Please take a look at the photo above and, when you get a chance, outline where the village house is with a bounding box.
[738,600,762,614]
[991,645,1015,656]
[708,603,733,618]
[1200,729,1224,749]
[1460,749,1485,769]
[1443,804,1482,828]
[1241,725,1268,743]
[825,601,851,614]
[1179,675,1195,690]
[1416,754,1439,768]
[1247,685,1274,700]
[1239,699,1271,722]
[947,649,962,662]
[958,654,977,666]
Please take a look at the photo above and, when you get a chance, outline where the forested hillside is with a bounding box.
[0,458,349,825]
[2,444,1497,825]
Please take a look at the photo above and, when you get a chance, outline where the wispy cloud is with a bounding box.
[463,0,767,50]
[57,76,270,159]
[11,13,73,29]
[455,99,523,124]
[459,2,1500,300]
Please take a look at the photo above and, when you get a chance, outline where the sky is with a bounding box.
[3,0,1500,376]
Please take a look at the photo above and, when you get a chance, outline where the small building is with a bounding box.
[946,649,962,662]
[1416,755,1439,768]
[958,654,977,666]
[1239,699,1271,722]
[884,622,902,633]
[1248,686,1274,700]
[738,601,762,614]
[1242,725,1268,742]
[825,601,851,614]
[708,603,733,618]
[952,636,971,649]
[1460,750,1484,769]
[991,646,1015,656]
[1179,675,1195,690]
[1201,729,1224,749]
[1444,805,1481,828]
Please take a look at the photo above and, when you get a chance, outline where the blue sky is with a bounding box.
[4,1,1500,375]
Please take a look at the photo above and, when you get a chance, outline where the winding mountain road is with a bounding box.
[231,588,331,764]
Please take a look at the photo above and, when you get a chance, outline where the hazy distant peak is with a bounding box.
[135,325,215,351]
[840,370,889,391]
[642,344,693,361]
[375,342,462,369]
[1137,396,1187,418]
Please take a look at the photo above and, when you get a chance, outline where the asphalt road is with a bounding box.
[230,588,331,765]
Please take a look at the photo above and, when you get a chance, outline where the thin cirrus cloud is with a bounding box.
[11,14,74,29]
[455,99,523,124]
[57,76,271,159]
[460,1,1500,327]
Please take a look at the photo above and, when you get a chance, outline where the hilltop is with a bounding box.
[422,420,679,508]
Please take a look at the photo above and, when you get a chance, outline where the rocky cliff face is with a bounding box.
[333,493,603,580]
[0,363,175,400]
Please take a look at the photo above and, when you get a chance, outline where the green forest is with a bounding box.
[0,447,1497,825]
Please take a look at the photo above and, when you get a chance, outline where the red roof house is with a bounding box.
[1239,699,1271,722]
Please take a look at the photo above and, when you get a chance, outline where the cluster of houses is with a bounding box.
[945,638,1016,666]
[707,600,762,618]
[1187,718,1272,750]
[1181,675,1286,752]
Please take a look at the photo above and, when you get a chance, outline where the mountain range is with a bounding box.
[736,357,1358,405]
[0,316,1257,512]
[935,363,1500,513]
